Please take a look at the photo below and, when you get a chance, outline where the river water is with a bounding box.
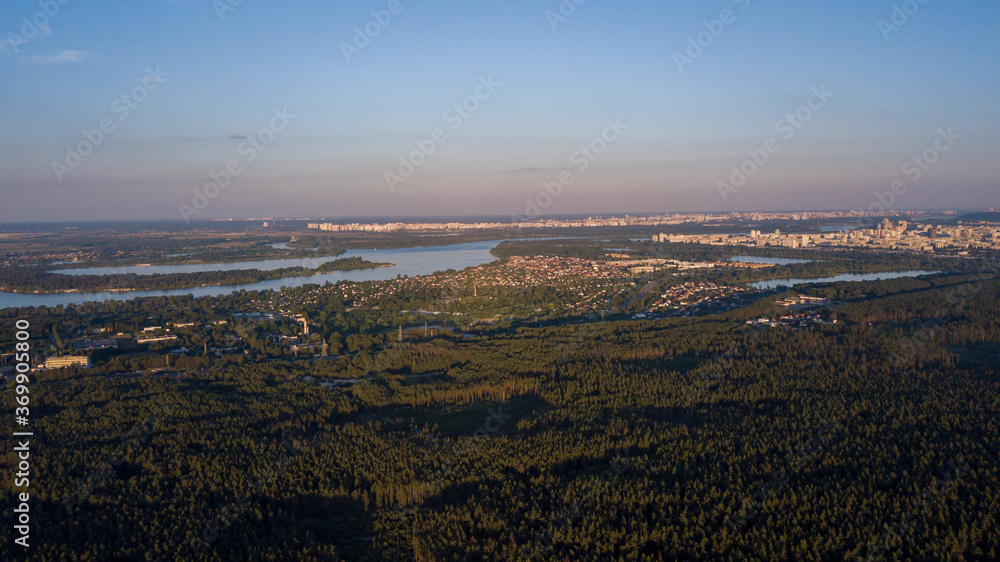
[0,240,501,309]
[750,270,939,290]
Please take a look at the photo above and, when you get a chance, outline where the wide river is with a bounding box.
[0,240,502,309]
[750,270,939,290]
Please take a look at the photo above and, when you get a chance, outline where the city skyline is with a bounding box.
[0,207,992,226]
[2,1,999,222]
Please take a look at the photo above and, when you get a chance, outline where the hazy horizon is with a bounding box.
[0,208,994,227]
[2,1,999,222]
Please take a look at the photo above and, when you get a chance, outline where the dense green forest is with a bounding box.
[2,270,998,560]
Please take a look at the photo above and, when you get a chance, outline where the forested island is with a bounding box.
[0,257,391,294]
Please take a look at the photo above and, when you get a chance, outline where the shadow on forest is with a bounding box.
[643,397,788,428]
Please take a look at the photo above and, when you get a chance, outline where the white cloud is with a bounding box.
[27,50,88,64]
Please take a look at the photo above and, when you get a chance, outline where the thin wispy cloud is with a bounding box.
[27,50,88,64]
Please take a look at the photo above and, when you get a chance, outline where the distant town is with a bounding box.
[304,210,972,233]
[653,219,1000,253]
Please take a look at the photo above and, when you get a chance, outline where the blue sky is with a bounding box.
[1,0,998,221]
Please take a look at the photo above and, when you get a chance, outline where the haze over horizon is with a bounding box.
[2,0,999,222]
